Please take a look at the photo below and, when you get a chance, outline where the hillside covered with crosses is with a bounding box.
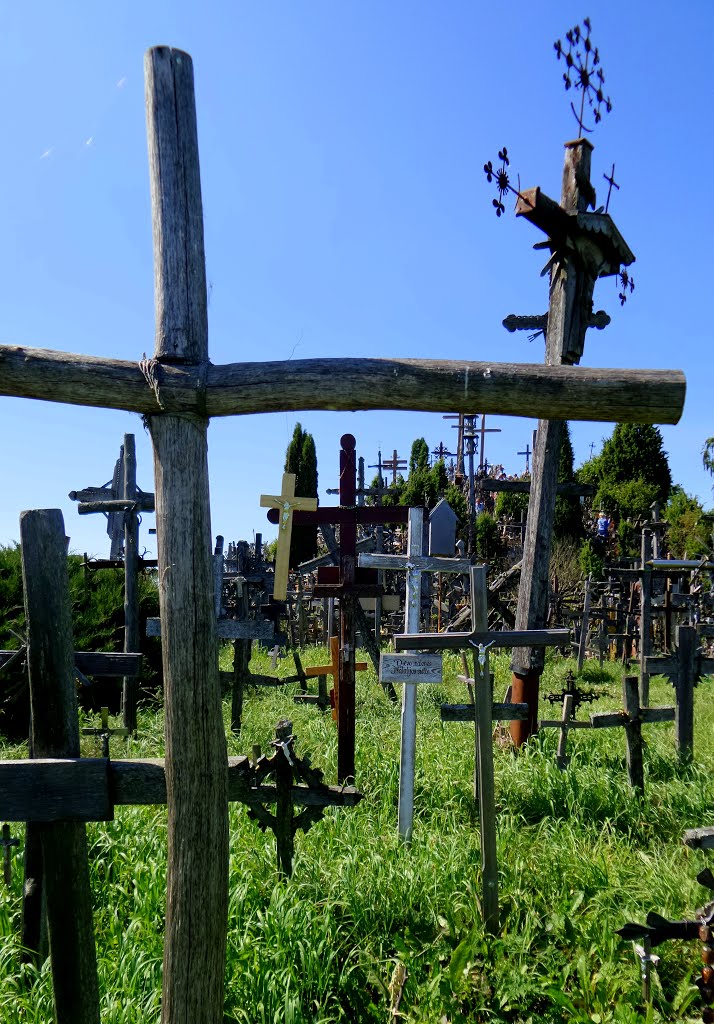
[1,7,714,1024]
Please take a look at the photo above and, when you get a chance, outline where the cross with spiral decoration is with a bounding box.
[483,147,522,218]
[554,17,612,135]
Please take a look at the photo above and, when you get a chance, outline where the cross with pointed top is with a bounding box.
[260,473,318,600]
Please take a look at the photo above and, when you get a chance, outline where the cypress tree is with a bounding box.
[284,423,319,566]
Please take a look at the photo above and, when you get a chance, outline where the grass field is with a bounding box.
[0,646,712,1022]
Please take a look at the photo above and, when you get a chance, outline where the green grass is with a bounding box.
[0,646,711,1022]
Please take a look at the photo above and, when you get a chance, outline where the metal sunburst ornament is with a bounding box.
[483,147,520,217]
[554,17,612,134]
[617,267,635,306]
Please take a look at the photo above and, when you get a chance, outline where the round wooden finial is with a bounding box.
[340,434,356,451]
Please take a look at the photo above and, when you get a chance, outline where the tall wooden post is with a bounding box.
[145,47,228,1024]
[398,508,424,840]
[511,139,602,744]
[338,435,358,782]
[471,567,499,933]
[21,509,100,1024]
[639,528,653,706]
[122,433,140,732]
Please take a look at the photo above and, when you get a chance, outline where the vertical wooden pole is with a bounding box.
[213,535,224,619]
[123,433,140,732]
[145,47,228,1024]
[675,625,697,765]
[622,675,644,794]
[511,139,595,745]
[397,507,424,842]
[471,566,499,934]
[273,721,295,878]
[338,434,357,783]
[556,693,574,770]
[576,576,592,672]
[639,529,653,707]
[230,582,250,734]
[21,509,100,1024]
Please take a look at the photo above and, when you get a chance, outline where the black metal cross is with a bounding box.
[517,443,532,472]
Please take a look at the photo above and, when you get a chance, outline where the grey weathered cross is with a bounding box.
[359,506,470,841]
[70,432,155,731]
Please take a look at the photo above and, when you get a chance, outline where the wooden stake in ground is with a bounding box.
[21,509,100,1024]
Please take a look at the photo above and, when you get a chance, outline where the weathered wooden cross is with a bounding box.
[590,675,675,794]
[502,125,638,745]
[298,634,368,715]
[0,44,685,1024]
[396,565,569,931]
[70,432,155,731]
[643,623,714,764]
[382,449,407,485]
[359,505,471,840]
[82,706,131,758]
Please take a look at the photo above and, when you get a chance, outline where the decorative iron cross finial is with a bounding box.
[617,267,635,306]
[483,147,521,217]
[603,163,620,213]
[554,17,612,134]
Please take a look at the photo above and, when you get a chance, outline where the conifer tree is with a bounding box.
[284,423,319,566]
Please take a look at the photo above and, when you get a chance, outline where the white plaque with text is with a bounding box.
[379,652,443,684]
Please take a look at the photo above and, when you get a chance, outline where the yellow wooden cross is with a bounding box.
[305,636,368,721]
[260,473,318,601]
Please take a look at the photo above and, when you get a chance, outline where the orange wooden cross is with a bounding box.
[305,636,368,721]
[260,473,318,600]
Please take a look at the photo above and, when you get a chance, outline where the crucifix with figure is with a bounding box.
[260,473,318,601]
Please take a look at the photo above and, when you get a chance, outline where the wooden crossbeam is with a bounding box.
[0,347,685,424]
[0,756,362,822]
[440,702,529,722]
[395,627,569,652]
[146,618,274,641]
[0,651,143,677]
[483,479,595,497]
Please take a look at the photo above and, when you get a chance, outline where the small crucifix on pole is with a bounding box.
[260,473,318,601]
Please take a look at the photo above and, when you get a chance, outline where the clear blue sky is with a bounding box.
[1,1,711,558]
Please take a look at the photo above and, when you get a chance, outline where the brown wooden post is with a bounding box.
[230,581,250,734]
[20,728,47,964]
[639,528,653,706]
[511,138,605,745]
[576,576,592,672]
[338,435,358,783]
[145,47,228,1024]
[20,509,100,1024]
[471,580,499,935]
[675,624,697,765]
[122,432,140,732]
[622,675,645,795]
